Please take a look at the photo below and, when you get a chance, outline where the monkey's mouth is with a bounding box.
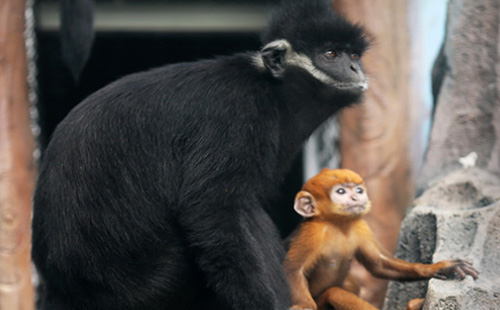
[332,81,368,91]
[344,204,365,214]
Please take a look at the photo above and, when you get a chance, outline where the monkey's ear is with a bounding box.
[294,191,318,218]
[261,39,290,77]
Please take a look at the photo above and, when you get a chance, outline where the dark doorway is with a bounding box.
[37,31,263,146]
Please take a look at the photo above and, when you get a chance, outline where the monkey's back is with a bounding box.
[32,55,281,310]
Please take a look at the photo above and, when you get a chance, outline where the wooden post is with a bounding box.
[0,0,36,309]
[333,0,414,307]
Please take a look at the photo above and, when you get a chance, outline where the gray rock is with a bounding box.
[383,169,500,310]
[418,0,500,188]
[384,0,500,308]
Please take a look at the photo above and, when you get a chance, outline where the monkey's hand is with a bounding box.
[432,259,479,280]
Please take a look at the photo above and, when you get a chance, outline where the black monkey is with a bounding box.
[32,1,369,309]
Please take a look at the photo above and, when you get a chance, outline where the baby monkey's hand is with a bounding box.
[433,259,479,280]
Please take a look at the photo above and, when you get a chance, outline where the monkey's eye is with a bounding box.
[351,53,360,60]
[336,188,346,195]
[325,50,337,58]
[355,187,364,194]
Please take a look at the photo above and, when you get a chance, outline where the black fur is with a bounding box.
[262,0,369,54]
[32,1,369,309]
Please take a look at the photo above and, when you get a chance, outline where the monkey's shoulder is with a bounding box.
[286,221,326,249]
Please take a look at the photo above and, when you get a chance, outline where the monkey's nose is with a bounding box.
[350,64,358,73]
[351,195,358,201]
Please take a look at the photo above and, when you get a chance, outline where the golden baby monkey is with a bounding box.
[285,169,478,310]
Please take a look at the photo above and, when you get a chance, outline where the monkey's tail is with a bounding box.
[59,0,95,81]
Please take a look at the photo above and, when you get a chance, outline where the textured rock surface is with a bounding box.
[424,198,500,310]
[384,169,500,310]
[384,0,500,308]
[418,0,500,187]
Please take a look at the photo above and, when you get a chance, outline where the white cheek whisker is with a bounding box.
[288,52,336,85]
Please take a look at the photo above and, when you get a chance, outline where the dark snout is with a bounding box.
[336,56,366,86]
[314,52,367,90]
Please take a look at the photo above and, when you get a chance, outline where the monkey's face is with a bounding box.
[258,40,368,93]
[294,169,371,219]
[329,183,371,217]
[312,48,368,93]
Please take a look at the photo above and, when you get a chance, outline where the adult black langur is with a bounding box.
[32,0,370,309]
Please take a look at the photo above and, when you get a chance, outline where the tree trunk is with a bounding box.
[333,0,414,307]
[0,0,36,309]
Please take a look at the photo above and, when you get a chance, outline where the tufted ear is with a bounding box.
[260,39,291,78]
[293,191,318,218]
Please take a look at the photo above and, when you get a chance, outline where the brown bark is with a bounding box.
[333,0,414,307]
[0,0,36,309]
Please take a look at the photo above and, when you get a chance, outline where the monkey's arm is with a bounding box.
[178,195,290,310]
[354,221,478,281]
[284,224,325,309]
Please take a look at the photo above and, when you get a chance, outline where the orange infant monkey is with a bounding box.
[284,169,479,310]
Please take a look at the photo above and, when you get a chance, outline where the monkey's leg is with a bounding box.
[406,298,425,310]
[316,287,377,310]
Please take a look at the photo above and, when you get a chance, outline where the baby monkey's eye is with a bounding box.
[355,187,364,194]
[336,188,346,194]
